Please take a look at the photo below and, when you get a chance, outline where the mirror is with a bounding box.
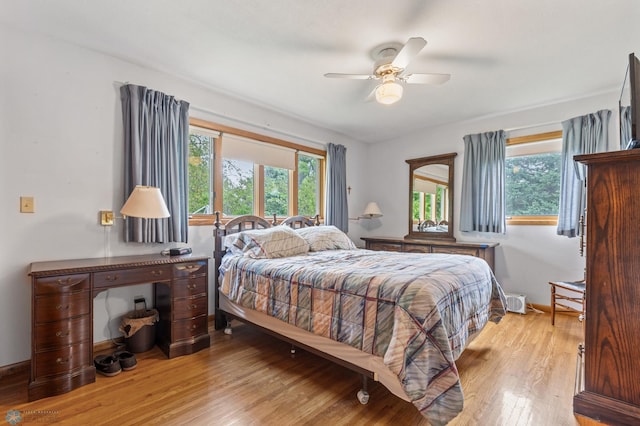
[405,153,456,241]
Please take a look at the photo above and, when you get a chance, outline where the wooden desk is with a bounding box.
[28,254,210,401]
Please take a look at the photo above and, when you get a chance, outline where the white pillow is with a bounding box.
[230,225,309,258]
[296,226,357,251]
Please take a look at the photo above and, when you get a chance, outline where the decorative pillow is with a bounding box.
[230,226,309,259]
[296,225,357,251]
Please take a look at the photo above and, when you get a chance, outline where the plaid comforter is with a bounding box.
[220,249,506,425]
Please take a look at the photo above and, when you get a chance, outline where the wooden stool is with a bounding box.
[549,280,586,325]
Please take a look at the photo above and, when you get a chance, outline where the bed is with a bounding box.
[213,213,507,425]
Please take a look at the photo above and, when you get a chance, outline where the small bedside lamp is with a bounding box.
[361,202,383,219]
[121,185,170,219]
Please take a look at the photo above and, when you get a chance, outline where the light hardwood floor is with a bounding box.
[0,311,600,425]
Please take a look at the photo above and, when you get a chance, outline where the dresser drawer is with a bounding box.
[94,265,172,289]
[172,275,207,299]
[368,242,403,252]
[173,296,207,320]
[32,342,91,378]
[431,246,480,257]
[34,316,91,351]
[172,315,208,341]
[173,261,208,278]
[403,244,432,253]
[34,274,90,295]
[34,291,90,323]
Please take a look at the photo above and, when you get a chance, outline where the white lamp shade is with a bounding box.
[120,186,170,219]
[375,82,403,105]
[362,202,383,218]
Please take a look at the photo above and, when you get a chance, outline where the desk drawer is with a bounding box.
[173,296,207,320]
[35,292,90,323]
[173,261,208,278]
[94,265,172,289]
[34,274,90,295]
[172,276,207,299]
[173,315,208,341]
[34,316,91,351]
[33,341,91,378]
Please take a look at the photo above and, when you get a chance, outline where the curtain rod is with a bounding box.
[115,81,327,149]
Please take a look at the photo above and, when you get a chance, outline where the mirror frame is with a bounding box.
[405,152,457,241]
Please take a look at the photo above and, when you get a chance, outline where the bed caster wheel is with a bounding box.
[357,389,369,405]
[223,321,233,335]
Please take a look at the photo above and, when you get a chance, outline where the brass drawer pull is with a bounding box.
[176,264,202,272]
[56,278,72,285]
[56,357,70,365]
[191,324,197,330]
[104,275,119,282]
[188,304,198,310]
[187,283,197,290]
[55,304,69,311]
[151,270,164,276]
[56,330,70,337]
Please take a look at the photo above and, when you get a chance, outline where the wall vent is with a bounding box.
[505,293,527,314]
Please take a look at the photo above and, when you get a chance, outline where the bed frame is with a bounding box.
[212,212,374,404]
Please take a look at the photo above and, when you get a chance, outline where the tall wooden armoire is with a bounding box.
[573,150,640,425]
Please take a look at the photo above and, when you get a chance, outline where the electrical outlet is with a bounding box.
[20,196,34,213]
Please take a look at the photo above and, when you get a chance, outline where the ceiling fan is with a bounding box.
[324,37,450,105]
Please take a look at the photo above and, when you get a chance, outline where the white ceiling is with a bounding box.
[3,0,640,143]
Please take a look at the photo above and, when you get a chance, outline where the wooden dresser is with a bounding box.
[361,236,498,272]
[573,150,640,425]
[28,254,210,401]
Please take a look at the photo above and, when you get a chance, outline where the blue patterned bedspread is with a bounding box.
[220,249,506,425]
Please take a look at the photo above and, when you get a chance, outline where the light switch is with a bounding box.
[100,210,114,226]
[20,196,35,213]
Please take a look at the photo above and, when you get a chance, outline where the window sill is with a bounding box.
[507,216,558,226]
[188,215,323,227]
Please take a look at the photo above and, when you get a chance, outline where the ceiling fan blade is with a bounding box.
[403,73,451,85]
[324,73,374,80]
[391,37,427,69]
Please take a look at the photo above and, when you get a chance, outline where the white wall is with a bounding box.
[365,91,622,306]
[0,23,622,369]
[0,26,367,367]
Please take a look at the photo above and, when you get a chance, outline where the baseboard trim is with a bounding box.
[94,337,126,354]
[0,360,30,378]
[531,303,549,313]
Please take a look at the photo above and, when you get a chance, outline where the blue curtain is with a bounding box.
[620,105,632,149]
[557,109,610,237]
[121,84,189,243]
[325,143,349,232]
[460,130,506,233]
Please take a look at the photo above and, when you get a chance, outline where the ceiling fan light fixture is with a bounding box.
[375,81,403,105]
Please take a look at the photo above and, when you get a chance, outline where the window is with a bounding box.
[222,159,253,216]
[188,118,325,225]
[297,154,322,217]
[505,131,562,225]
[188,131,215,215]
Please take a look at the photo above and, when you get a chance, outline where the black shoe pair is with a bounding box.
[94,350,137,377]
